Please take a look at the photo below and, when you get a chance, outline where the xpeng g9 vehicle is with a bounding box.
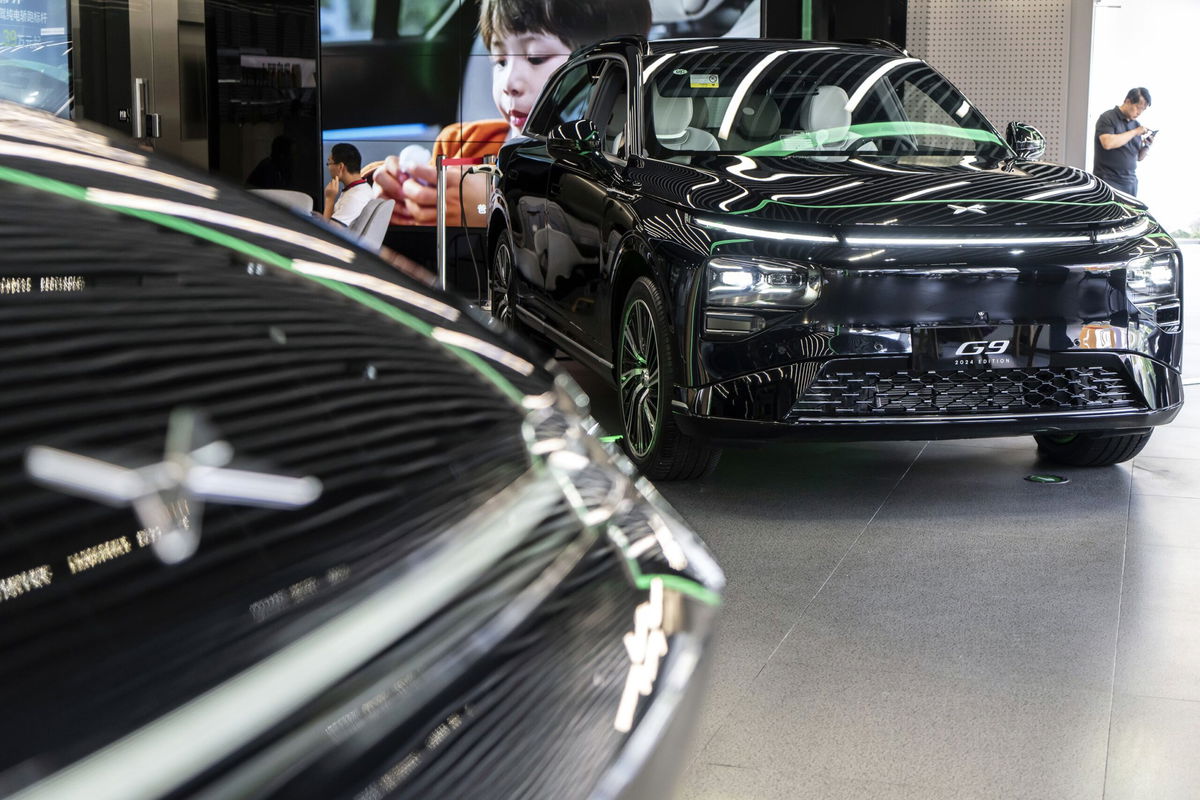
[488,37,1184,480]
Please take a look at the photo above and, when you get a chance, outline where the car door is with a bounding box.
[543,58,633,356]
[508,60,606,325]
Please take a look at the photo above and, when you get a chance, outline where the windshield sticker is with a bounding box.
[690,73,719,89]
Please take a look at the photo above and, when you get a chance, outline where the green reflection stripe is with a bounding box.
[0,164,526,406]
[746,120,1004,157]
[634,568,722,607]
[708,237,753,252]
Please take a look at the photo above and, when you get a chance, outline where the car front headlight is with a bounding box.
[1125,253,1178,300]
[706,257,823,309]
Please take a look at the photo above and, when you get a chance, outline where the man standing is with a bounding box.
[1093,87,1157,197]
[322,143,372,226]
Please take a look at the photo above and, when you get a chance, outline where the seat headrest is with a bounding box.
[736,95,781,140]
[652,86,694,139]
[802,85,851,134]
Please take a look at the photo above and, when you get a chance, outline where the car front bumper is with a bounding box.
[673,351,1183,445]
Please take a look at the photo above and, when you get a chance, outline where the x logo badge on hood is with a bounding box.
[25,408,322,565]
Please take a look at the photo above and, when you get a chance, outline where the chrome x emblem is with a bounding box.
[25,408,322,565]
[948,203,988,215]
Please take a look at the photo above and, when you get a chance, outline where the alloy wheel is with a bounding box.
[619,298,660,458]
[491,240,515,329]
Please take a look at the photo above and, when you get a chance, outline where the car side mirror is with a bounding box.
[548,119,604,159]
[1006,121,1047,161]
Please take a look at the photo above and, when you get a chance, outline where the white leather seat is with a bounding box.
[249,188,313,214]
[349,197,395,252]
[728,94,782,151]
[651,86,719,161]
[800,85,874,161]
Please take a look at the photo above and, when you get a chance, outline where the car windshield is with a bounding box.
[643,47,1012,165]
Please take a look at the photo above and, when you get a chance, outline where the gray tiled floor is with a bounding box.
[569,243,1200,798]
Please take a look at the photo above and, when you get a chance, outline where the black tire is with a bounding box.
[616,277,721,481]
[490,234,518,332]
[1034,429,1153,467]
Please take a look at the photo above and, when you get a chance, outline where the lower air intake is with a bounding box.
[789,366,1142,418]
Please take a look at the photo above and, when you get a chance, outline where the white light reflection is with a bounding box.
[1096,217,1151,241]
[292,261,460,321]
[770,181,864,202]
[0,141,216,198]
[0,107,150,166]
[85,190,355,262]
[890,180,970,202]
[718,50,787,141]
[846,158,913,174]
[717,185,750,212]
[685,173,720,205]
[847,249,886,261]
[1024,176,1098,201]
[430,328,535,376]
[615,577,669,733]
[845,232,1093,246]
[696,217,838,243]
[726,155,824,181]
[680,44,719,54]
[845,57,920,112]
[641,54,673,85]
[955,100,971,118]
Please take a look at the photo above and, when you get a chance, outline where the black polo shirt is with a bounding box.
[1093,106,1142,180]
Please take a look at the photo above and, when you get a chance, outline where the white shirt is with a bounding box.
[332,179,373,226]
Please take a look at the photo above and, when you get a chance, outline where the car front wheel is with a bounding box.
[616,277,720,480]
[490,235,517,331]
[1033,429,1153,466]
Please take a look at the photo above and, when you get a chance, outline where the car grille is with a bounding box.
[353,543,636,800]
[788,365,1142,418]
[0,202,533,777]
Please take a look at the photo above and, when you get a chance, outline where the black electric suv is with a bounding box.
[487,37,1184,480]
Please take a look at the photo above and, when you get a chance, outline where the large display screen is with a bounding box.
[0,0,70,116]
[319,0,759,227]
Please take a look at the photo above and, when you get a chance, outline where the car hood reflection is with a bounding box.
[629,155,1146,228]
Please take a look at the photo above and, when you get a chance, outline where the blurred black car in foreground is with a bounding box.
[0,103,722,800]
[488,37,1184,479]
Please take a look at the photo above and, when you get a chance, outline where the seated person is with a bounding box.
[322,143,372,226]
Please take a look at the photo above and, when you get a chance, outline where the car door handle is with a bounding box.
[606,186,637,202]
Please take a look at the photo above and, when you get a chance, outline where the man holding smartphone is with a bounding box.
[1093,87,1156,197]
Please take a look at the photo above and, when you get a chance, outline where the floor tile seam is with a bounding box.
[1132,452,1200,462]
[752,440,932,677]
[1113,691,1200,707]
[1123,540,1200,554]
[689,442,932,764]
[1101,465,1135,800]
[1129,490,1200,499]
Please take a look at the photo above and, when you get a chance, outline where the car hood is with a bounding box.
[629,155,1148,229]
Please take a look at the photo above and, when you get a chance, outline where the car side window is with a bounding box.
[589,61,631,158]
[525,60,605,137]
